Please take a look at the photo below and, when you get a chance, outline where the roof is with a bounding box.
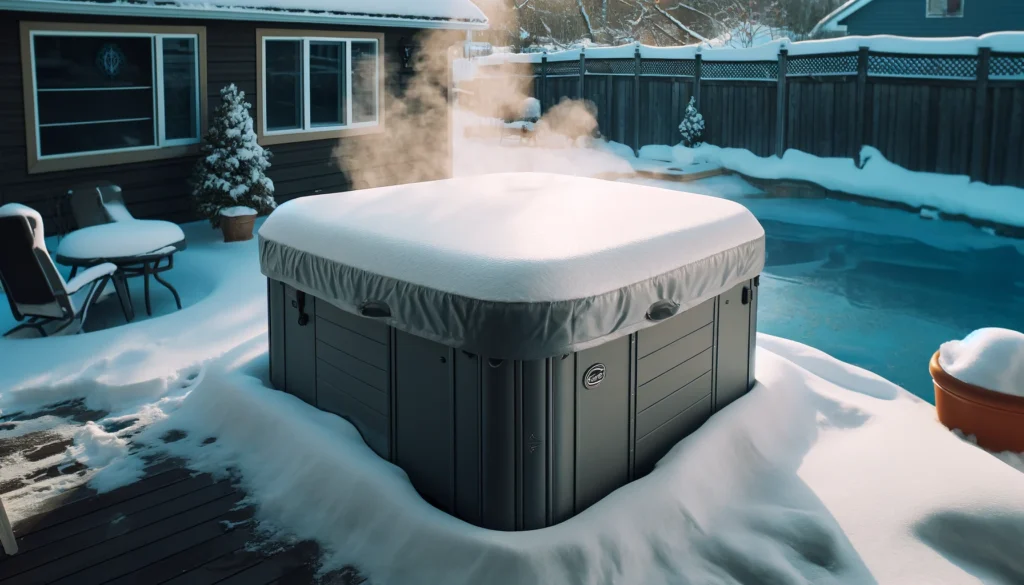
[0,0,489,30]
[812,0,875,35]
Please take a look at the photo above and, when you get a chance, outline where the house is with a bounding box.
[814,0,1024,38]
[0,0,487,231]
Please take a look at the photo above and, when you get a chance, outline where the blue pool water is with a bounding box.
[626,176,1024,402]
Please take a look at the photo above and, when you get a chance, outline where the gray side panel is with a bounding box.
[748,277,759,390]
[637,324,714,386]
[715,281,753,411]
[454,351,482,525]
[317,318,389,370]
[317,374,389,457]
[574,336,630,513]
[520,360,548,530]
[481,358,516,531]
[283,286,316,406]
[393,331,455,514]
[637,347,713,412]
[316,300,389,343]
[268,279,286,391]
[634,394,712,476]
[637,298,714,358]
[637,372,712,438]
[549,355,576,525]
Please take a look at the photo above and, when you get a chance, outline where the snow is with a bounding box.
[464,32,1024,71]
[680,144,1024,229]
[56,220,186,260]
[220,205,257,218]
[258,172,765,303]
[522,97,541,120]
[939,329,1024,397]
[14,0,488,24]
[65,422,145,493]
[3,181,1024,583]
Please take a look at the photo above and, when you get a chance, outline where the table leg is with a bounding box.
[112,272,135,323]
[152,271,182,310]
[68,266,78,280]
[144,262,153,317]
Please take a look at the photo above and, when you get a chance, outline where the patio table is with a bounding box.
[55,220,187,321]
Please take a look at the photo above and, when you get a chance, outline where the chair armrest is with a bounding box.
[65,263,117,295]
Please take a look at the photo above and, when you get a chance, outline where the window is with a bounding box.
[258,30,383,144]
[927,0,964,17]
[22,23,207,173]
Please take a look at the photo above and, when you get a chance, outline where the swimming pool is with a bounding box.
[625,176,1024,402]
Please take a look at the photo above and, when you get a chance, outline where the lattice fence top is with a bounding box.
[868,53,977,79]
[990,54,1024,79]
[640,59,696,77]
[546,59,581,77]
[701,60,778,81]
[787,54,858,77]
[585,58,635,75]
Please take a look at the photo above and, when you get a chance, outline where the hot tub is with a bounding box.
[258,172,765,530]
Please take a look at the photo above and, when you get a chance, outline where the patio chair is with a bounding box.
[0,203,116,338]
[68,181,133,229]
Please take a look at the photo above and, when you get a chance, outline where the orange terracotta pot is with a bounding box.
[220,213,256,243]
[930,350,1024,453]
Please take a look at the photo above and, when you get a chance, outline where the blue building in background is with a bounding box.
[815,0,1024,37]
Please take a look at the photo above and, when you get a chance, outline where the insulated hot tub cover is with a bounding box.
[258,173,765,360]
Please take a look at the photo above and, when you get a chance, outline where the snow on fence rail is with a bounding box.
[457,32,1024,189]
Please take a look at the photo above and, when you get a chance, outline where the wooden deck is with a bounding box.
[0,433,364,585]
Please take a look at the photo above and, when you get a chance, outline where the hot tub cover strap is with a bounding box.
[259,235,765,360]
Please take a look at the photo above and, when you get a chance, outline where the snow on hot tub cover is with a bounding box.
[258,173,765,360]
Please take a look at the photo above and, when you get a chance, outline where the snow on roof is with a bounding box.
[1,0,489,29]
[812,0,874,35]
[467,31,1024,70]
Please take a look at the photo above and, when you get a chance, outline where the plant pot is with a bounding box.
[929,350,1024,453]
[220,213,257,242]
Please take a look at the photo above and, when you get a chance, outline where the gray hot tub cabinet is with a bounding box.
[267,277,758,530]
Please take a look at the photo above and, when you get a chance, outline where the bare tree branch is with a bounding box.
[576,0,595,39]
[649,1,709,42]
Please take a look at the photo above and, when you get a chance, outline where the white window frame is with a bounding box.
[260,35,380,138]
[29,29,202,162]
[926,0,965,18]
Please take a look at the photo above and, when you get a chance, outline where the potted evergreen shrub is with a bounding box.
[678,96,705,148]
[191,84,276,242]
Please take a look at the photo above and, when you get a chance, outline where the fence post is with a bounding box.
[540,52,548,113]
[855,46,869,161]
[578,49,586,101]
[693,49,702,111]
[633,44,642,156]
[775,47,788,158]
[970,47,991,183]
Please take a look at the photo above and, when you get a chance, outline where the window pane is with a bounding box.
[33,34,156,156]
[34,35,153,90]
[162,37,198,141]
[40,120,155,157]
[309,41,345,127]
[265,40,303,130]
[351,41,378,124]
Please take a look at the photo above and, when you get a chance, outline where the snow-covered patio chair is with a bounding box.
[68,181,134,228]
[0,204,116,338]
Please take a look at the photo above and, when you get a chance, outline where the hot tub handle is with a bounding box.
[359,301,392,319]
[293,291,310,327]
[646,300,679,322]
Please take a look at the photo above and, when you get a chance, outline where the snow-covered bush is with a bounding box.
[678,96,705,148]
[191,84,275,227]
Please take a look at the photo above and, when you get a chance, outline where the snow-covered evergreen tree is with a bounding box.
[191,84,275,227]
[678,96,705,147]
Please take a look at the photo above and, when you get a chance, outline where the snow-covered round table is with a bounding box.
[259,172,765,530]
[56,220,187,320]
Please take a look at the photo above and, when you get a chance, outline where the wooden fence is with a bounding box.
[466,43,1024,188]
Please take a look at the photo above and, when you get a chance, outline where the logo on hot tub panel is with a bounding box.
[583,363,606,389]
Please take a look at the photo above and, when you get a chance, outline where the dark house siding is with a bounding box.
[0,11,455,233]
[841,0,1024,37]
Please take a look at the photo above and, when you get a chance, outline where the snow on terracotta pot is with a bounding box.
[219,206,258,243]
[930,328,1024,453]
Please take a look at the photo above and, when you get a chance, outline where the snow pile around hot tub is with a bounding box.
[940,328,1024,397]
[125,334,1024,585]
